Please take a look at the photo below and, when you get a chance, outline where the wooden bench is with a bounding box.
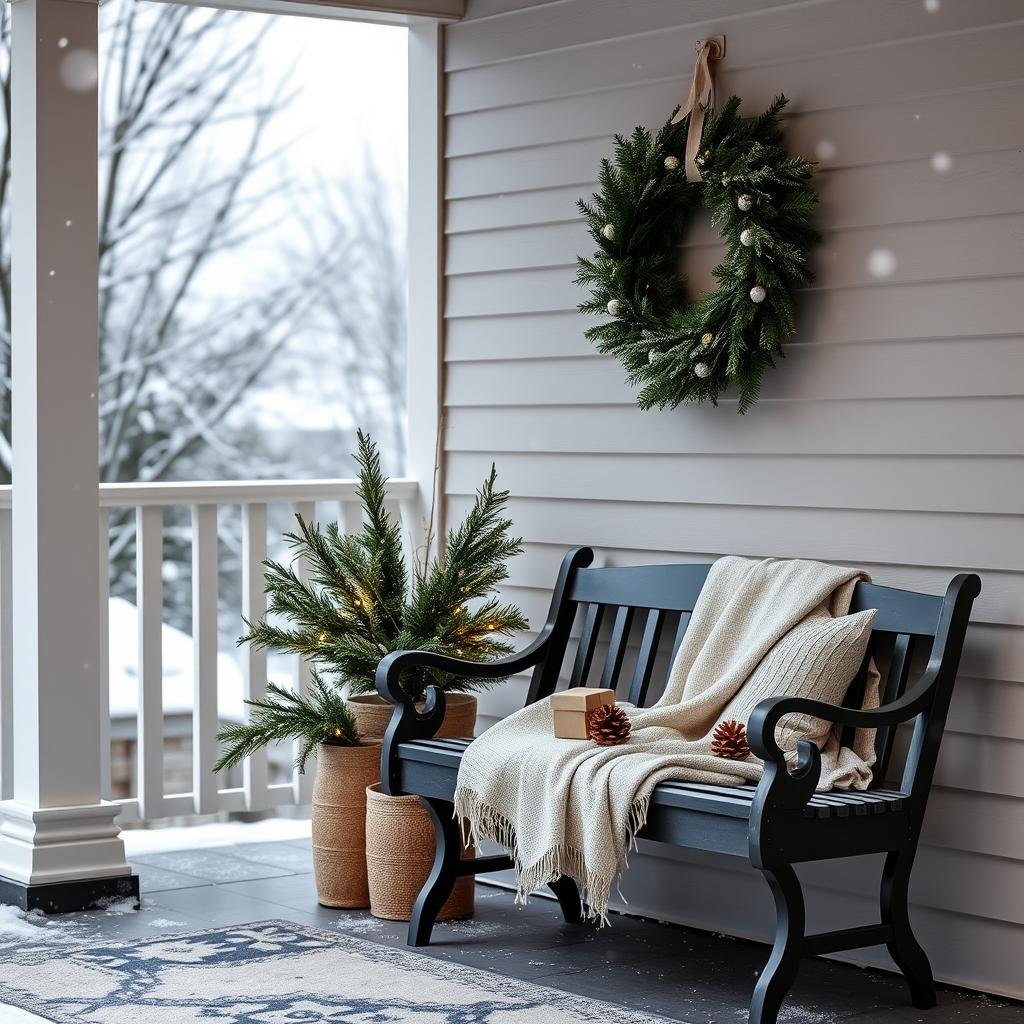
[376,548,980,1024]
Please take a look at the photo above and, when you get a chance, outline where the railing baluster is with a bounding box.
[340,499,363,536]
[399,496,422,569]
[0,508,12,800]
[293,500,315,804]
[98,510,111,801]
[241,502,269,810]
[385,496,415,575]
[191,504,219,815]
[136,506,164,820]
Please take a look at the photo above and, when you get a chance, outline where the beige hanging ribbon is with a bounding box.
[671,36,725,182]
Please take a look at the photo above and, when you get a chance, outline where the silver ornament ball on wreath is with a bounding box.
[694,362,711,379]
[607,298,623,316]
[740,228,755,247]
[749,285,767,304]
[602,224,616,241]
[737,194,753,212]
[663,155,681,171]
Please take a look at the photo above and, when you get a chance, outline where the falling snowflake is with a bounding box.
[814,140,837,162]
[867,249,897,279]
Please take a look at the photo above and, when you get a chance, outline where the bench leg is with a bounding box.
[881,848,936,1009]
[547,875,583,924]
[408,797,461,948]
[750,865,804,1024]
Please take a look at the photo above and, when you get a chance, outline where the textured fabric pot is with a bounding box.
[311,742,381,908]
[365,783,474,922]
[347,692,478,741]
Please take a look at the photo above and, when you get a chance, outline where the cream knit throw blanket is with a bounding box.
[454,556,880,923]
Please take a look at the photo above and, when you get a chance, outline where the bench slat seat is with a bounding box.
[376,548,980,1024]
[397,737,906,821]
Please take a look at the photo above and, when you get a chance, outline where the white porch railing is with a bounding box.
[0,479,419,822]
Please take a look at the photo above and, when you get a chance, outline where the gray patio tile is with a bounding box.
[131,848,292,884]
[229,840,314,874]
[843,992,1024,1024]
[134,862,210,893]
[151,884,321,931]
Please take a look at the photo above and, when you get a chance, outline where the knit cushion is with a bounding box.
[721,607,876,754]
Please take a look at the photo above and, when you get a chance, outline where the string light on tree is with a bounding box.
[701,332,715,347]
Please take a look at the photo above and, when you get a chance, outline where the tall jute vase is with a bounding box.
[311,741,381,908]
[354,692,478,922]
[365,784,475,922]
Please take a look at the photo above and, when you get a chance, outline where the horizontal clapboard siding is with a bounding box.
[442,0,1024,999]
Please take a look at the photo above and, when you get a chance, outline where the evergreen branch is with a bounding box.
[214,675,360,775]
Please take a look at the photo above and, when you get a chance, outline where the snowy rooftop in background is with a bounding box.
[108,597,251,720]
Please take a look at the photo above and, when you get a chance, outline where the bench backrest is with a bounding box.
[527,551,978,793]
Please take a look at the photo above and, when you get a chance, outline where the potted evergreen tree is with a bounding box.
[221,431,527,918]
[239,431,527,740]
[214,676,378,908]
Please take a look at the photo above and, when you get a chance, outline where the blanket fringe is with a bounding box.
[454,784,651,926]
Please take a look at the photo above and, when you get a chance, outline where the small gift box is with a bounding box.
[550,686,615,739]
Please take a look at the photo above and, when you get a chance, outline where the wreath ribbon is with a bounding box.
[672,36,725,182]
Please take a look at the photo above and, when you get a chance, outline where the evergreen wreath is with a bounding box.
[575,95,819,413]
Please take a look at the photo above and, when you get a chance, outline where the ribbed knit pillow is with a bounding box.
[720,607,876,754]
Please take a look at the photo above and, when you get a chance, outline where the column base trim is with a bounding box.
[0,871,139,915]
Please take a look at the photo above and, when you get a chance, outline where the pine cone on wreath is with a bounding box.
[711,719,750,760]
[588,703,632,746]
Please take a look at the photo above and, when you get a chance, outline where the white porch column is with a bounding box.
[0,0,135,910]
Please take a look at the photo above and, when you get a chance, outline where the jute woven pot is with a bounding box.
[347,692,478,741]
[311,741,381,908]
[365,783,475,922]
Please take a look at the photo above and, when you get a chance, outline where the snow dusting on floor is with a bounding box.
[121,816,311,856]
[0,905,85,945]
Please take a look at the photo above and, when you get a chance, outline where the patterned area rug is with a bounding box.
[0,919,680,1023]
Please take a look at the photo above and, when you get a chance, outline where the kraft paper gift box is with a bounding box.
[550,686,616,739]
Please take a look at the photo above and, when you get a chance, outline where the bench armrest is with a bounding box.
[374,633,552,709]
[745,668,940,839]
[373,633,552,795]
[748,667,939,768]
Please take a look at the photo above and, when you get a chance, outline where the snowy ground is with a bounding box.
[121,816,311,856]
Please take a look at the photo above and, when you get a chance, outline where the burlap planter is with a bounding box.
[347,692,477,741]
[311,741,381,908]
[365,783,475,922]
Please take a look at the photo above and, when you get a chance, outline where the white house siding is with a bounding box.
[440,0,1024,999]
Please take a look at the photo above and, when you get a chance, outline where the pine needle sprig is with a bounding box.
[214,673,360,775]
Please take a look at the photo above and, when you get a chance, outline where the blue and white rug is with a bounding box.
[0,919,676,1023]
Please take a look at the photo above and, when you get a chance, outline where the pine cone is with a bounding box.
[711,719,750,760]
[588,703,631,746]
